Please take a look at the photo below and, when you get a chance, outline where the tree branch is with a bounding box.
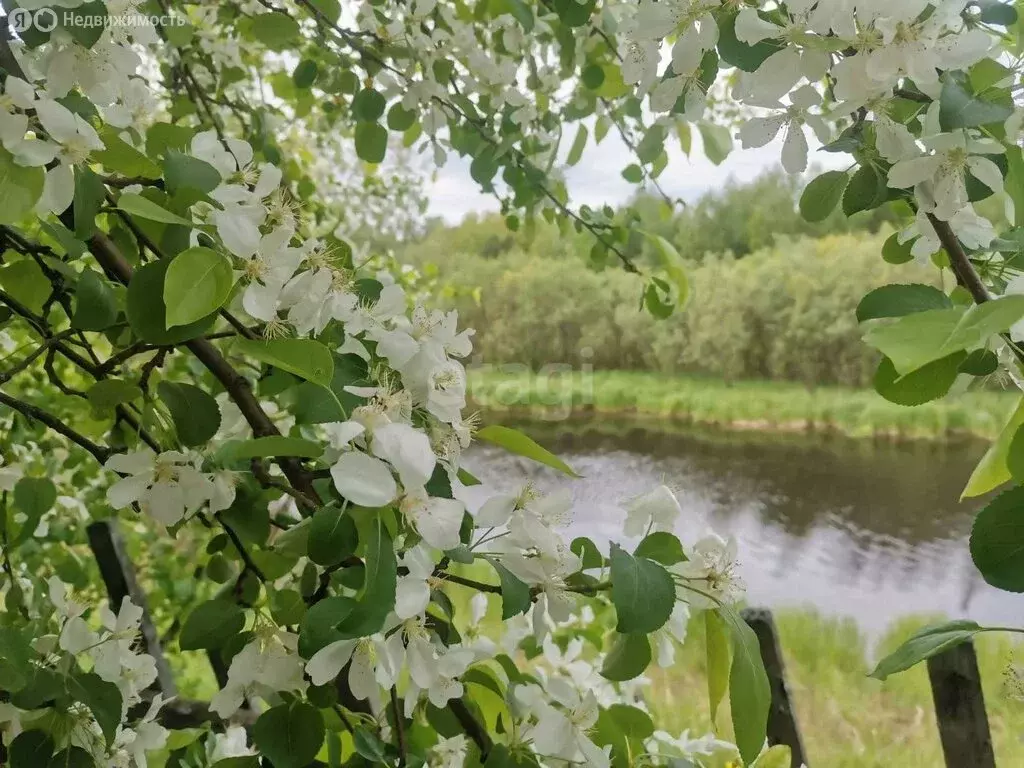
[0,391,111,463]
[927,213,990,303]
[450,698,492,758]
[390,688,407,767]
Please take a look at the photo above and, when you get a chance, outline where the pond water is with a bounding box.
[464,416,1020,636]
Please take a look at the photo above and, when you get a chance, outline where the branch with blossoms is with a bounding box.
[7,0,1024,766]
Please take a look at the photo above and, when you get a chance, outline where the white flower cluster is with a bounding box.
[617,0,1005,255]
[0,578,169,767]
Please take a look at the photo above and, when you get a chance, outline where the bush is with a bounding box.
[429,233,935,388]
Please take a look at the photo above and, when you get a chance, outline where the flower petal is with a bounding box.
[331,452,397,507]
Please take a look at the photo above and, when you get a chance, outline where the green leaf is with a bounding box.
[146,123,194,159]
[163,246,234,328]
[882,232,915,264]
[873,352,966,406]
[642,232,691,312]
[179,599,246,651]
[718,606,770,766]
[621,164,643,183]
[863,296,1024,375]
[386,103,417,132]
[0,147,44,225]
[939,73,1014,130]
[157,381,221,447]
[355,122,388,164]
[705,611,731,727]
[352,88,386,121]
[0,626,33,692]
[61,0,107,47]
[252,701,325,768]
[856,284,952,322]
[118,193,195,227]
[567,124,588,166]
[308,0,341,22]
[236,338,335,388]
[72,270,119,331]
[609,543,675,634]
[10,731,55,767]
[870,620,985,679]
[308,505,358,566]
[549,0,596,26]
[799,170,849,222]
[212,758,259,768]
[87,379,142,418]
[335,518,397,637]
[293,59,319,89]
[352,728,389,762]
[251,12,301,51]
[963,397,1024,498]
[218,436,325,461]
[68,672,122,747]
[1006,147,1024,227]
[126,260,217,344]
[634,532,686,565]
[960,348,999,376]
[475,425,579,477]
[95,127,162,178]
[978,0,1017,24]
[571,536,604,570]
[0,259,50,314]
[970,485,1024,590]
[73,166,105,235]
[163,151,221,194]
[46,746,95,768]
[600,632,652,681]
[270,589,307,626]
[699,123,732,165]
[842,163,886,216]
[298,596,356,657]
[12,477,56,545]
[717,10,784,72]
[485,556,531,619]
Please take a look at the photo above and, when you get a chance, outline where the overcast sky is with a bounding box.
[424,127,851,223]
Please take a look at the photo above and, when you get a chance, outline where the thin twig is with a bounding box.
[0,391,111,462]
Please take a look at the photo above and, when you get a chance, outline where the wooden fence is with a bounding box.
[84,520,997,767]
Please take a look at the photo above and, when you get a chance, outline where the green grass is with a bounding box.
[646,609,1024,768]
[468,369,1020,441]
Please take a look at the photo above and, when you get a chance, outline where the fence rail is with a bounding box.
[83,520,995,767]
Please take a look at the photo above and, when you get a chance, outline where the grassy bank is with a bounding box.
[647,609,1024,768]
[467,369,1019,441]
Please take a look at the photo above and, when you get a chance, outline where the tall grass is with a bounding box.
[646,609,1024,768]
[468,369,1019,440]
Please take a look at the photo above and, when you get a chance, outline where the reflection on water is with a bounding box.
[464,417,1014,635]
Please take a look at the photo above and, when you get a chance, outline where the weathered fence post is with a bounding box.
[86,520,178,696]
[741,608,809,768]
[927,640,996,768]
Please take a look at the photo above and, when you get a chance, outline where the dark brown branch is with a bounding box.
[390,688,407,767]
[450,698,492,758]
[0,391,111,462]
[925,214,1024,364]
[894,87,931,103]
[927,213,990,303]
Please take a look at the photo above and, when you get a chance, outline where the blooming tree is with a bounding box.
[0,0,1023,765]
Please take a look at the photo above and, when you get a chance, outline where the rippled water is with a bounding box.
[464,417,1016,634]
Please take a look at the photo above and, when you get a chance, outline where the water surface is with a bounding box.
[464,417,1018,636]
